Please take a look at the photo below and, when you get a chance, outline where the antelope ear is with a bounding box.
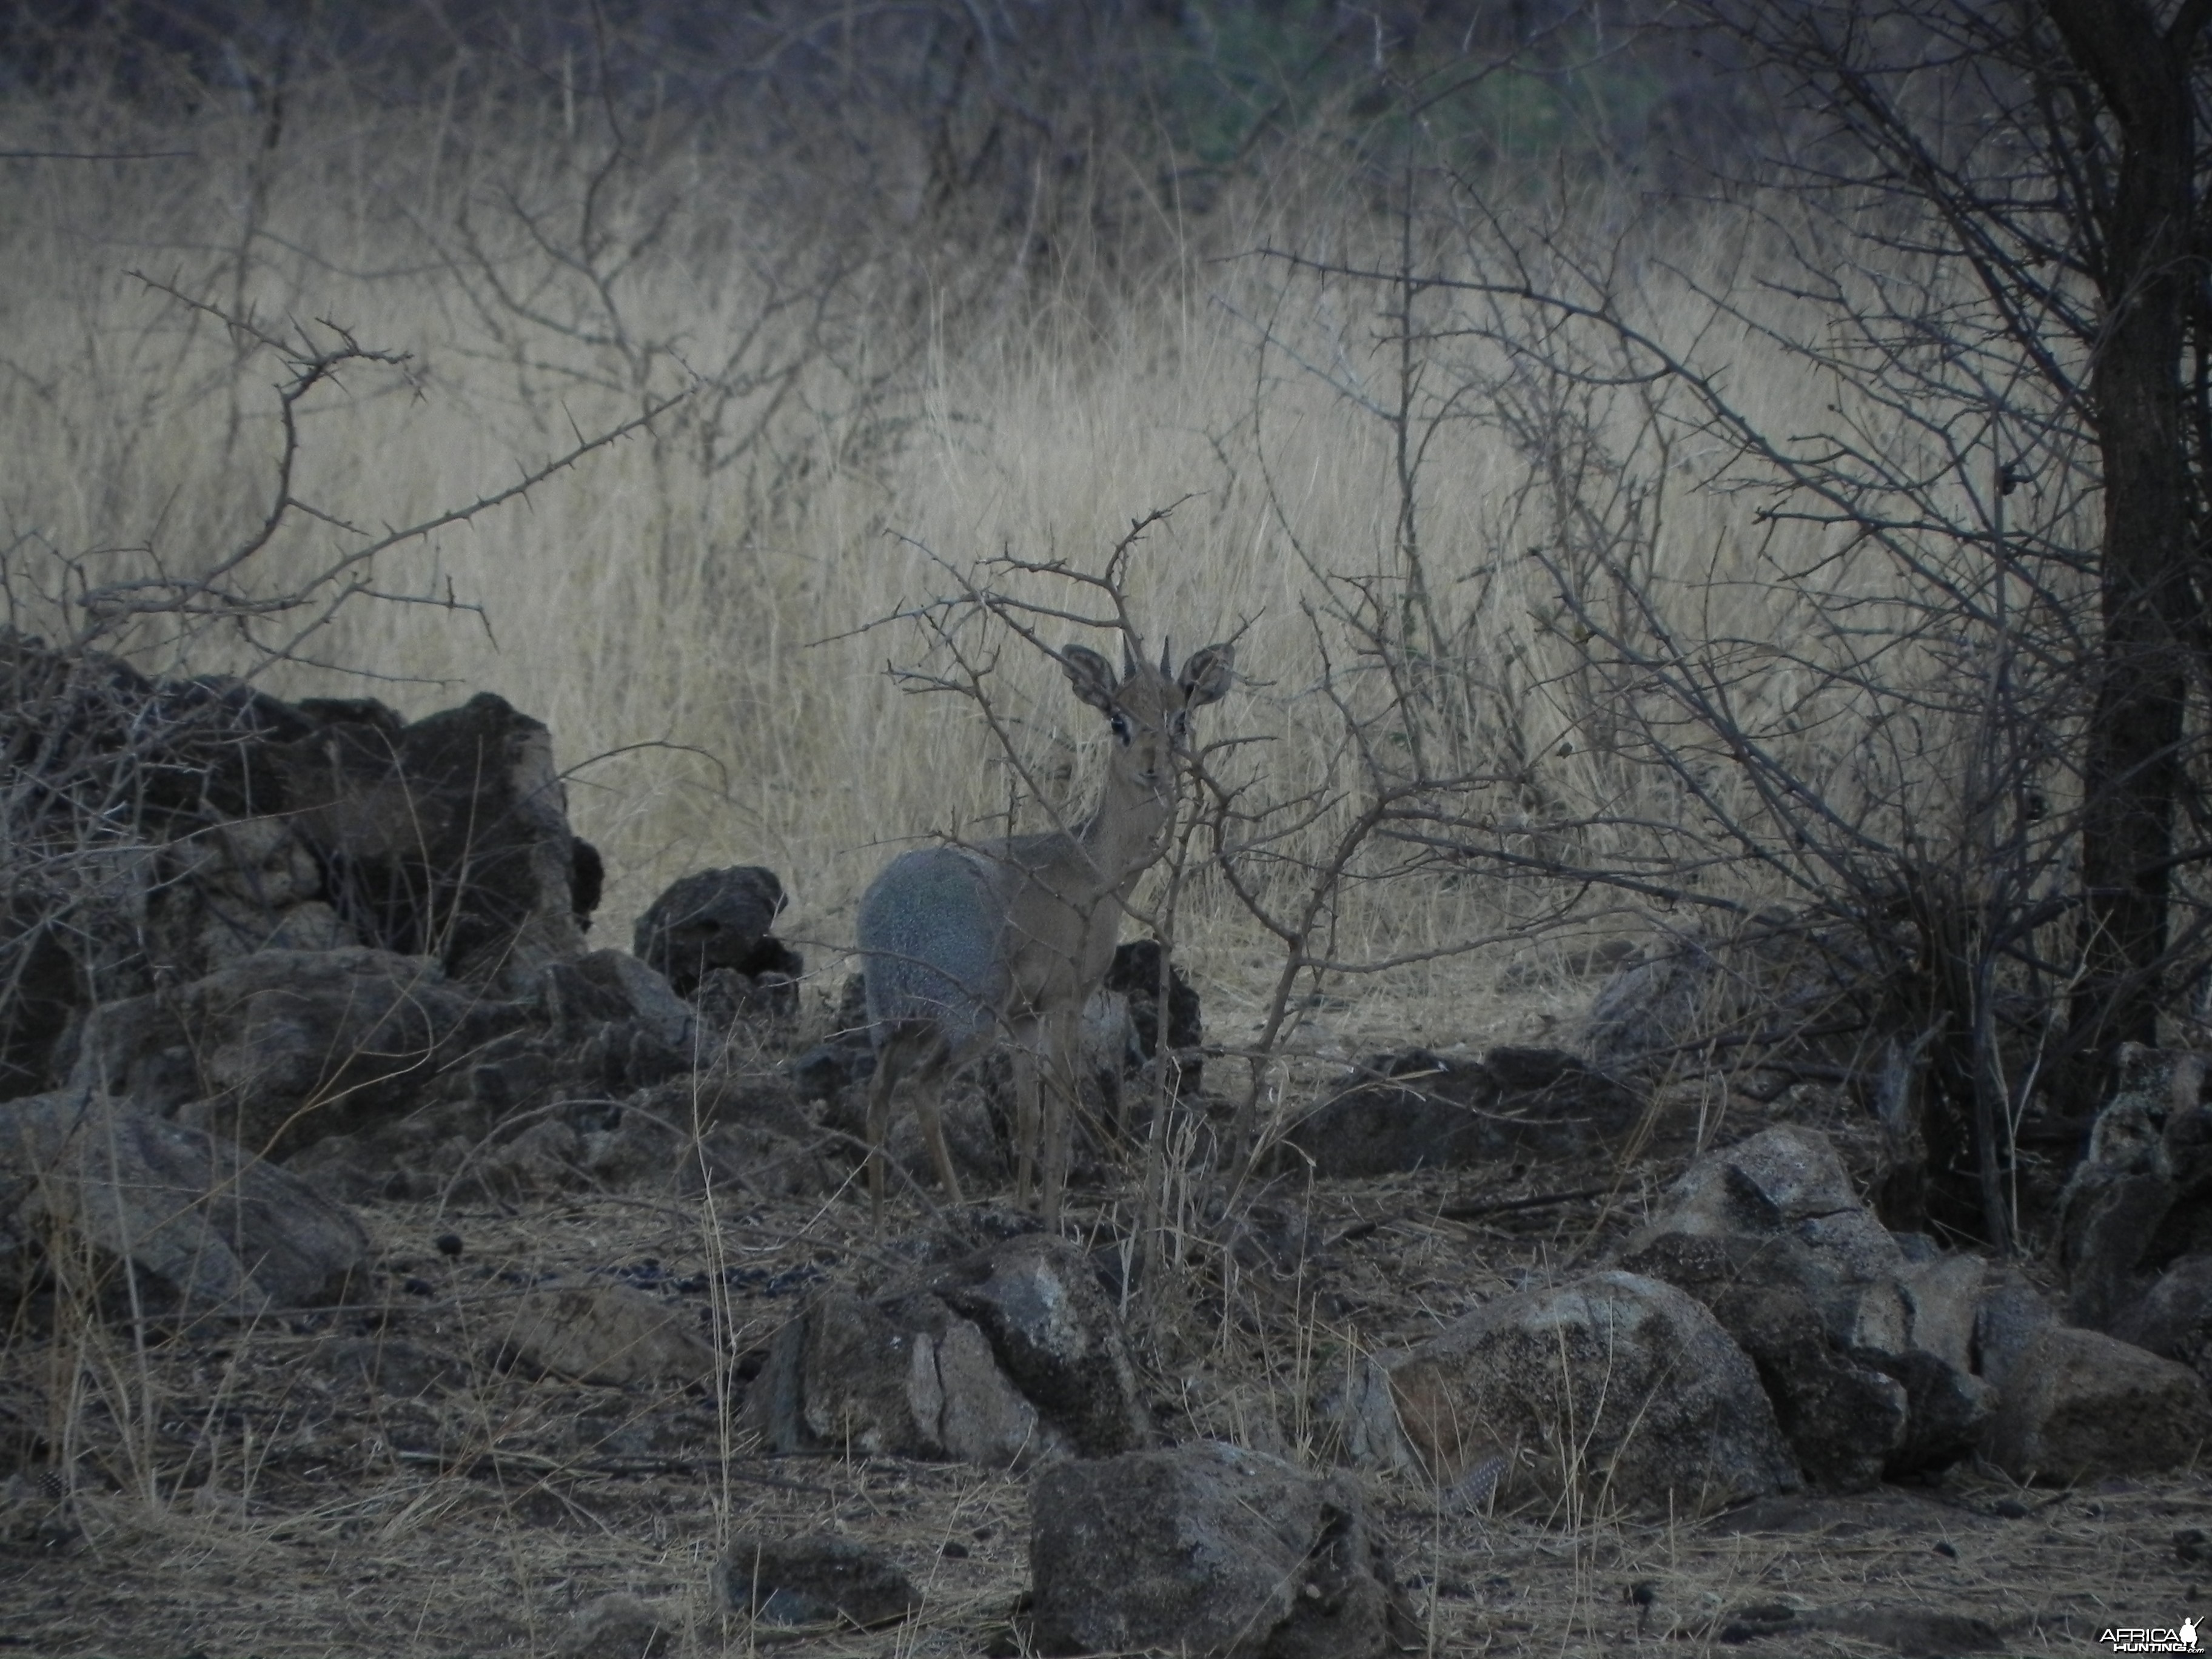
[1062,645,1120,713]
[1178,643,1235,707]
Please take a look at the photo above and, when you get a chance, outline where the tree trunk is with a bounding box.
[2045,0,2204,1101]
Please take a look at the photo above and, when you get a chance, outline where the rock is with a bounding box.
[1985,1323,2212,1483]
[1811,1606,2006,1657]
[540,950,698,1091]
[2114,1253,2212,1384]
[555,1593,679,1658]
[320,1335,464,1397]
[924,1235,1151,1456]
[149,948,528,1156]
[1578,911,1880,1073]
[311,692,590,993]
[1030,1441,1402,1659]
[1617,1124,1996,1484]
[633,867,794,997]
[492,1281,716,1389]
[722,1535,919,1629]
[746,1234,1148,1467]
[1282,1047,1641,1178]
[1972,1264,2060,1394]
[0,1088,367,1317]
[1102,939,1204,1094]
[2056,1045,2212,1329]
[1623,1235,1908,1490]
[1347,1270,1798,1515]
[545,950,695,1051]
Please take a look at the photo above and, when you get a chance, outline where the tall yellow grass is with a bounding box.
[0,85,2030,1041]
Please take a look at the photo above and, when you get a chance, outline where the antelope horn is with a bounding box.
[1159,635,1173,675]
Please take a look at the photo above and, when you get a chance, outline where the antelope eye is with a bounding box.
[1170,711,1190,739]
[1108,712,1132,745]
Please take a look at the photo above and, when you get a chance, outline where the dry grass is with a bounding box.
[0,82,1950,1033]
[0,67,2157,1659]
[5,1098,2204,1657]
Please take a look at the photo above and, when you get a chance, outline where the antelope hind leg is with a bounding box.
[1039,1007,1080,1228]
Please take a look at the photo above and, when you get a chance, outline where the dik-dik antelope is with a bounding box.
[856,639,1235,1225]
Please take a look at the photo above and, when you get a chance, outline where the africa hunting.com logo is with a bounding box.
[2101,1618,2202,1654]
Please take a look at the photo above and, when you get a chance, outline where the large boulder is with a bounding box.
[746,1234,1149,1468]
[1985,1323,2212,1483]
[1030,1442,1403,1659]
[2,636,600,1102]
[1618,1124,1993,1486]
[299,692,591,994]
[1341,1270,1798,1516]
[632,867,797,999]
[2056,1045,2212,1330]
[2114,1252,2212,1386]
[74,948,528,1158]
[0,1087,367,1317]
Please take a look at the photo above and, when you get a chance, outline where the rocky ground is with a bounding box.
[7,1104,2211,1658]
[8,648,2212,1657]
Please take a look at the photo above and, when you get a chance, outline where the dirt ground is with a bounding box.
[3,1050,2209,1658]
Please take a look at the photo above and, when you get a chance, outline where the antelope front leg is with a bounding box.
[913,1086,967,1210]
[1010,1038,1042,1210]
[864,1056,897,1228]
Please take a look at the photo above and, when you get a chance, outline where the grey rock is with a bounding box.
[1620,1125,1994,1483]
[1349,1270,1798,1515]
[1985,1323,2212,1483]
[0,1088,367,1317]
[1030,1441,1401,1659]
[492,1281,716,1389]
[321,1335,464,1397]
[925,1234,1151,1456]
[634,867,793,997]
[1282,1046,1641,1178]
[150,947,523,1158]
[1972,1265,2061,1395]
[555,1592,679,1658]
[722,1535,919,1629]
[2057,1044,2212,1329]
[745,1234,1148,1467]
[2114,1252,2212,1384]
